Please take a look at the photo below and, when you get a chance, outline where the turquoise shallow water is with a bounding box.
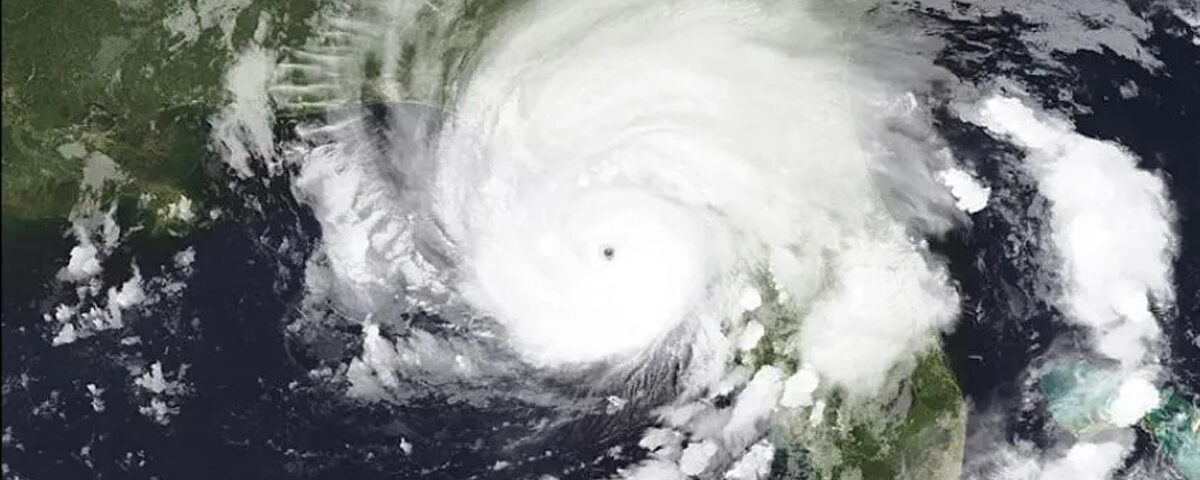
[1147,391,1200,480]
[1041,362,1200,479]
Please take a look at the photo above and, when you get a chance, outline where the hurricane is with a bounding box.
[3,0,1198,479]
[301,0,958,378]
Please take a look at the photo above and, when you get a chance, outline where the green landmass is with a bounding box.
[739,272,966,479]
[1144,391,1200,480]
[1,0,322,236]
[773,350,966,480]
[1,0,516,237]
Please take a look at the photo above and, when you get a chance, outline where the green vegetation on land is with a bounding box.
[775,350,966,480]
[1,0,322,233]
[737,271,966,480]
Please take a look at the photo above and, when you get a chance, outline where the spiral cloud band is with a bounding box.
[196,0,1191,476]
[417,0,960,387]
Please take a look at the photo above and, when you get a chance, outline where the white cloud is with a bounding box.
[965,433,1134,480]
[105,267,146,327]
[291,120,447,317]
[51,323,79,346]
[1108,377,1160,427]
[939,168,991,213]
[736,321,765,352]
[210,47,275,178]
[1038,441,1131,480]
[133,361,190,426]
[678,440,718,476]
[61,241,103,281]
[798,234,958,392]
[162,195,196,223]
[174,247,196,268]
[134,362,175,394]
[428,0,961,381]
[969,95,1176,371]
[722,366,784,444]
[724,440,774,480]
[616,460,687,480]
[780,367,820,408]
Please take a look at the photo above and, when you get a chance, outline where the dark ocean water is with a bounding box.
[932,6,1200,404]
[2,7,1197,480]
[930,6,1200,474]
